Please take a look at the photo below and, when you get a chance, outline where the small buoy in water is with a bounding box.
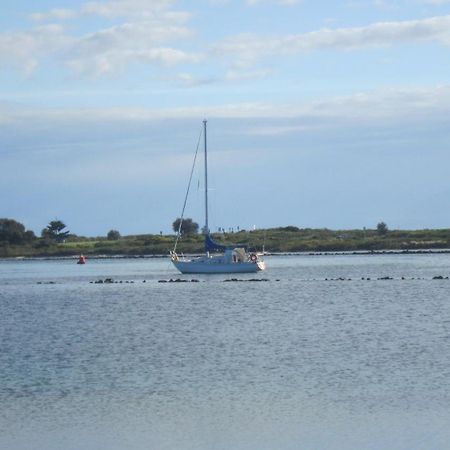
[77,255,86,264]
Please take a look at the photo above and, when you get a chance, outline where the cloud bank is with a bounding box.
[2,0,198,76]
[215,15,450,67]
[1,6,450,79]
[1,84,449,139]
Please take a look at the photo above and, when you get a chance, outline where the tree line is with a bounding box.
[0,216,200,246]
[0,218,124,245]
[1,216,390,246]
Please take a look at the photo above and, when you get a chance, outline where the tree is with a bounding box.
[377,221,388,236]
[107,229,121,240]
[42,220,70,242]
[280,226,300,232]
[172,218,199,236]
[0,218,36,244]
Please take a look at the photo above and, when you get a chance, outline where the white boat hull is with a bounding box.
[173,259,265,274]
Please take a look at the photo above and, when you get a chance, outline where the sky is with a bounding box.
[1,0,450,236]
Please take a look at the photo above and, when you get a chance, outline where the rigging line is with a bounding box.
[173,126,203,254]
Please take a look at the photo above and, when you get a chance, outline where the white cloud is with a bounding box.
[0,20,201,76]
[2,84,449,124]
[6,6,450,80]
[215,15,450,66]
[65,19,202,76]
[30,8,78,21]
[29,0,195,39]
[68,48,203,77]
[30,0,179,21]
[0,25,69,74]
[5,1,199,77]
[246,124,313,135]
[80,0,176,19]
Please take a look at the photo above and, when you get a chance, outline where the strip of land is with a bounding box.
[2,227,450,258]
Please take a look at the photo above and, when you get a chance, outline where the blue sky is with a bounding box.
[1,0,450,236]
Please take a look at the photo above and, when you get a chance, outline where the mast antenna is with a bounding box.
[203,119,209,235]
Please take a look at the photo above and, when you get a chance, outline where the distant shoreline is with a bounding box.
[3,248,450,261]
[3,227,450,258]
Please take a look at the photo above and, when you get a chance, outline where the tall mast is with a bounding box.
[203,120,209,235]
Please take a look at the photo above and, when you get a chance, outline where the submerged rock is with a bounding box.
[158,278,200,283]
[223,278,270,282]
[93,278,115,284]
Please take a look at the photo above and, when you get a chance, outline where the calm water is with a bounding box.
[1,254,450,450]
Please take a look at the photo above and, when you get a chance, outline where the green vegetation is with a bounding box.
[41,220,70,243]
[0,219,36,246]
[172,218,199,236]
[2,217,450,258]
[377,221,388,236]
[107,229,121,241]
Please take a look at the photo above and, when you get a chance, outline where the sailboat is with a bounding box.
[171,120,266,274]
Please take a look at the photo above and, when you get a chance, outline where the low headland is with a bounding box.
[2,225,450,258]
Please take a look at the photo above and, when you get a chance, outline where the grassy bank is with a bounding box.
[2,227,450,258]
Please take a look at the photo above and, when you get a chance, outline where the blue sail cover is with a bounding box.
[205,234,229,252]
[205,234,248,252]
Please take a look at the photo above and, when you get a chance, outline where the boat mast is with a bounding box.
[203,119,209,235]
